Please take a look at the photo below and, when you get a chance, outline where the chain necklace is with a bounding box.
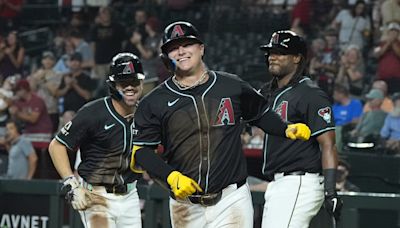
[172,71,208,90]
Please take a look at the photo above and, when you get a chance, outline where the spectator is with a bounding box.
[374,22,400,94]
[336,44,366,97]
[55,52,95,113]
[350,89,387,139]
[9,79,54,179]
[89,6,125,84]
[128,8,148,41]
[332,0,371,50]
[27,51,62,134]
[0,120,37,180]
[380,0,400,26]
[53,39,75,75]
[69,29,94,70]
[0,30,25,79]
[0,0,23,33]
[380,93,400,153]
[363,80,394,113]
[332,84,363,152]
[336,159,360,192]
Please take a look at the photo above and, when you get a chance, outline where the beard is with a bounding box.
[269,64,294,79]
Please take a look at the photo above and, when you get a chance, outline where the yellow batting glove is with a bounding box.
[285,123,311,141]
[167,171,203,199]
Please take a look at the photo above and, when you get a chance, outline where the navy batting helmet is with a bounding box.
[108,52,145,100]
[260,30,307,57]
[161,21,203,54]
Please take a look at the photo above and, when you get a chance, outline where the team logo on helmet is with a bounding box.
[318,107,332,124]
[214,98,235,126]
[122,62,135,74]
[171,25,185,39]
[271,33,280,45]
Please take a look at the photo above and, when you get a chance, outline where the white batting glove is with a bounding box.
[62,176,89,210]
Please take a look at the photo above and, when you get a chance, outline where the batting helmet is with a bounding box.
[260,30,307,57]
[161,21,203,54]
[108,52,145,100]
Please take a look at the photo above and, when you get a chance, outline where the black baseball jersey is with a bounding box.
[55,97,141,185]
[133,71,268,193]
[261,77,335,181]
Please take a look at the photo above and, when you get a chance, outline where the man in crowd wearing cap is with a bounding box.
[259,30,342,227]
[130,21,311,228]
[9,79,53,178]
[350,89,387,140]
[28,51,62,134]
[363,80,393,113]
[374,21,400,94]
[380,93,400,154]
[55,52,96,115]
[49,52,145,227]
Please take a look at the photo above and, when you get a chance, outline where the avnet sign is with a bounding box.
[0,214,49,228]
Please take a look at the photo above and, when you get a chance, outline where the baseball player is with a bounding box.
[129,21,311,228]
[259,30,343,228]
[48,53,144,228]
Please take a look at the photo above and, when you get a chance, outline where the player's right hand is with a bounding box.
[62,175,90,210]
[324,192,343,221]
[285,123,311,141]
[167,171,203,199]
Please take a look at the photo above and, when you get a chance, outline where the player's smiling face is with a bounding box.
[167,39,204,74]
[267,50,300,78]
[115,79,143,107]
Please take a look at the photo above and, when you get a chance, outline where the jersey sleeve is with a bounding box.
[55,107,91,151]
[133,99,162,146]
[240,80,269,122]
[298,88,336,136]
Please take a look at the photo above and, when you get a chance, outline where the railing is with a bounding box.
[1,179,400,228]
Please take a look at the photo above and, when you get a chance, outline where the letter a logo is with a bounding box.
[171,25,185,39]
[123,62,135,74]
[214,98,235,126]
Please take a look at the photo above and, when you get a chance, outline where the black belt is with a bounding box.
[103,184,128,194]
[273,171,321,181]
[170,179,246,207]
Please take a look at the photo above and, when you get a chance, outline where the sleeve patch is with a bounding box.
[318,107,332,124]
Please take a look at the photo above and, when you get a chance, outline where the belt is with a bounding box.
[273,171,321,181]
[82,181,137,194]
[170,179,246,207]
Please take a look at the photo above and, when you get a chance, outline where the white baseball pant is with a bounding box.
[262,173,324,228]
[78,183,142,228]
[169,182,254,228]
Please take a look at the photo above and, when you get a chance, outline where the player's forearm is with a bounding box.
[253,109,287,137]
[134,146,174,182]
[48,139,74,178]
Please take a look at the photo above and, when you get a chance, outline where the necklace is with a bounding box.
[172,71,208,90]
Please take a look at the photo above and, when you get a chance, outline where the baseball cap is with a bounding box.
[365,89,384,99]
[260,30,307,56]
[14,79,31,92]
[42,51,55,60]
[387,22,400,31]
[70,52,83,62]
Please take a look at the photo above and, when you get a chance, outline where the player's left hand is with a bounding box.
[324,192,343,222]
[285,123,311,141]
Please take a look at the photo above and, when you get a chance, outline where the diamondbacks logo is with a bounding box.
[318,107,332,123]
[214,98,235,126]
[122,62,135,74]
[171,25,184,38]
[271,33,279,44]
[275,101,288,121]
